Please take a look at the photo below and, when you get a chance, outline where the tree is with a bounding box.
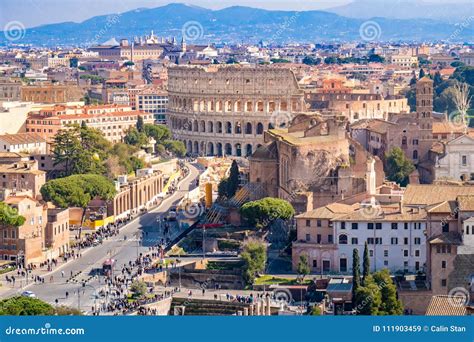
[368,54,384,63]
[241,239,267,285]
[227,160,240,198]
[162,140,186,158]
[355,275,382,315]
[218,178,230,199]
[362,242,370,285]
[352,248,361,303]
[302,56,321,65]
[240,197,295,226]
[310,305,322,315]
[124,127,148,147]
[372,269,403,315]
[136,115,144,133]
[433,71,443,87]
[0,296,79,316]
[385,147,415,187]
[297,254,310,282]
[452,81,472,129]
[0,202,25,226]
[419,68,425,78]
[144,124,171,142]
[130,280,147,298]
[52,125,111,177]
[41,174,116,238]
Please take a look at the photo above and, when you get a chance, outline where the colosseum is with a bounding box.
[167,65,306,156]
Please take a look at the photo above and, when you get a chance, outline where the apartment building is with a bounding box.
[0,133,47,154]
[25,104,154,143]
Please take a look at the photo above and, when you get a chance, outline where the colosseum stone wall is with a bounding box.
[167,65,305,156]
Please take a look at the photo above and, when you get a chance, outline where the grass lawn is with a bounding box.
[254,275,311,286]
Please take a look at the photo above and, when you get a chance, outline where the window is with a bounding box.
[442,222,449,233]
[328,235,333,243]
[384,260,388,266]
[414,237,421,245]
[317,234,321,244]
[368,223,374,230]
[367,237,374,245]
[441,279,447,287]
[305,220,311,227]
[305,234,310,242]
[415,249,420,257]
[391,223,398,230]
[352,223,358,230]
[312,260,317,268]
[317,220,322,227]
[404,237,409,245]
[351,237,358,245]
[384,250,388,257]
[375,237,382,244]
[341,222,346,230]
[462,155,467,166]
[391,237,398,245]
[404,250,409,257]
[404,222,408,230]
[441,260,446,269]
[369,250,374,257]
[376,223,382,230]
[339,234,348,245]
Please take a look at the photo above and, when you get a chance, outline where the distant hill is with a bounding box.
[326,0,474,23]
[2,3,473,46]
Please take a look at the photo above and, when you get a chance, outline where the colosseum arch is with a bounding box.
[216,143,223,156]
[245,101,253,112]
[193,141,199,154]
[193,120,199,132]
[245,122,252,134]
[187,141,192,153]
[235,143,242,157]
[225,143,232,156]
[207,142,215,156]
[268,122,274,130]
[207,121,214,133]
[216,121,223,133]
[245,144,252,156]
[235,100,243,112]
[225,100,232,112]
[256,122,264,135]
[200,120,206,132]
[216,100,223,112]
[235,121,242,134]
[225,121,232,134]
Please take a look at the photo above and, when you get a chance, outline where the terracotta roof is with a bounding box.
[426,295,467,315]
[418,76,434,83]
[350,119,397,134]
[296,203,356,219]
[403,184,474,206]
[432,121,468,134]
[0,133,46,145]
[457,195,474,211]
[428,232,462,245]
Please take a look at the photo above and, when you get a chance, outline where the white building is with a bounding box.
[334,204,427,274]
[435,134,474,182]
[0,133,47,154]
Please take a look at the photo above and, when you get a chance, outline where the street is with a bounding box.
[0,162,202,314]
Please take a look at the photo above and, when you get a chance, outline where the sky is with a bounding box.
[0,0,469,28]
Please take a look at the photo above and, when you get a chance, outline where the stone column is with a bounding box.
[266,296,271,316]
[249,304,254,316]
[243,307,249,316]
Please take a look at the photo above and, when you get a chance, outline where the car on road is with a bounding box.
[21,291,36,298]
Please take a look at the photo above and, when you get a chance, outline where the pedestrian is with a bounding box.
[61,270,64,278]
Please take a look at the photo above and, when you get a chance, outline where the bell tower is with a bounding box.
[416,77,433,119]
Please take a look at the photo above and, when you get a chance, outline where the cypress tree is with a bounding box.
[362,241,370,284]
[136,115,144,133]
[227,160,240,198]
[419,68,425,79]
[352,248,361,304]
